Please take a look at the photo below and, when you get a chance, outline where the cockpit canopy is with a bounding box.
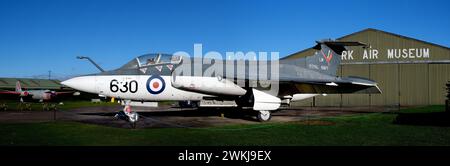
[119,53,182,69]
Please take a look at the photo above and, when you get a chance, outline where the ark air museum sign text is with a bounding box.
[341,48,430,61]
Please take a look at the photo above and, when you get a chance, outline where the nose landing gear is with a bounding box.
[114,101,139,128]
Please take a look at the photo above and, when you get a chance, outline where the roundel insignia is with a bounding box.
[146,75,166,94]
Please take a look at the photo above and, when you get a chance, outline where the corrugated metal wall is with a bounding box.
[370,64,399,106]
[294,63,450,107]
[289,28,450,107]
[399,64,428,105]
[429,64,450,104]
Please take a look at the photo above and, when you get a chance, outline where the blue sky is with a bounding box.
[0,0,449,79]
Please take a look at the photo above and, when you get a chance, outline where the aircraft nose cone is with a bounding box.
[61,76,97,94]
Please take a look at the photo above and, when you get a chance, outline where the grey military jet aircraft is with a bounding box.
[62,40,381,124]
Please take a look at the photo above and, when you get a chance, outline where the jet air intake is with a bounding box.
[171,75,246,96]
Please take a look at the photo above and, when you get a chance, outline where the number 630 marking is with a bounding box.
[110,79,138,93]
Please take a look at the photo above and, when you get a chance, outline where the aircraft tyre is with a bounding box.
[257,110,272,122]
[128,112,139,122]
[128,112,139,128]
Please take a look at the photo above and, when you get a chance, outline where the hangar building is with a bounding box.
[284,28,450,107]
[0,78,63,90]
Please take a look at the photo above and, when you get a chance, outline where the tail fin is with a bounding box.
[287,40,367,76]
[15,81,22,92]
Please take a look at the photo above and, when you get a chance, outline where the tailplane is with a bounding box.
[15,81,22,92]
[285,40,368,76]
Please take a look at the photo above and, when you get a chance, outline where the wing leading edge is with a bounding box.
[286,76,382,94]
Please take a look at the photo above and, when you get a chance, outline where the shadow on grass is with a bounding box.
[393,112,450,127]
[79,107,260,122]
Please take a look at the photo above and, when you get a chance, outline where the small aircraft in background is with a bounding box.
[62,39,381,126]
[0,81,79,110]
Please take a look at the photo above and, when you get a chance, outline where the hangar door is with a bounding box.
[399,64,429,106]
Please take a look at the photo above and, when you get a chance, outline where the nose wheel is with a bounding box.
[128,112,139,128]
[114,101,139,128]
[128,112,139,123]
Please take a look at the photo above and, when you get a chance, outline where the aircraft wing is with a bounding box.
[282,76,382,94]
[0,91,21,95]
[218,69,381,95]
[171,76,380,98]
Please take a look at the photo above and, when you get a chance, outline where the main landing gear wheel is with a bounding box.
[257,110,272,122]
[116,103,139,129]
[128,112,139,128]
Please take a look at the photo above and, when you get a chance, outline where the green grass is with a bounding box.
[0,100,119,111]
[394,105,445,113]
[1,105,450,146]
